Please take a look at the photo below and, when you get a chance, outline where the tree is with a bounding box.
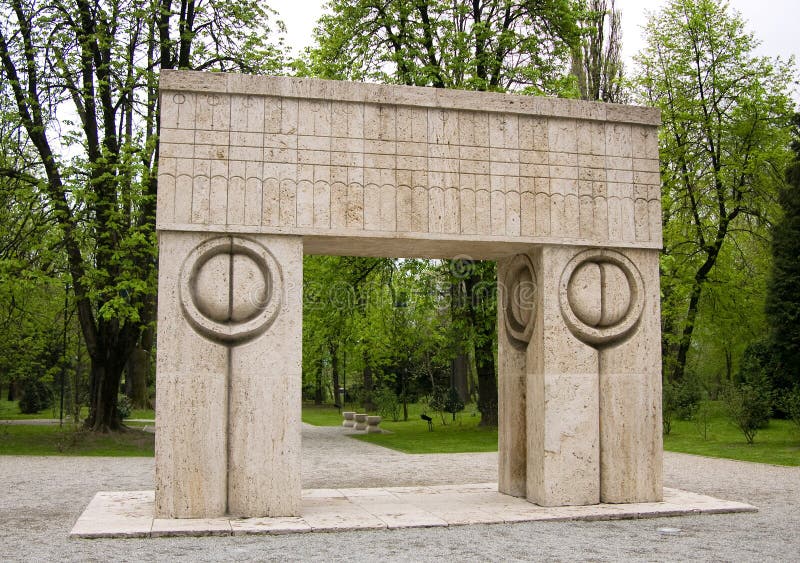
[765,114,800,398]
[635,0,795,384]
[308,0,579,94]
[0,0,285,430]
[570,0,625,103]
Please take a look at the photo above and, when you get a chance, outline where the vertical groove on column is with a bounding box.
[224,236,233,515]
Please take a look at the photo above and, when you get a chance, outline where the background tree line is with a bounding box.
[0,0,797,434]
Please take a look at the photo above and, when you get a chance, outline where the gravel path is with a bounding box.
[1,423,798,561]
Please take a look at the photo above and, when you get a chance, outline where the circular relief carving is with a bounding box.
[173,93,186,104]
[559,249,644,347]
[180,236,282,344]
[503,254,537,346]
[207,94,221,106]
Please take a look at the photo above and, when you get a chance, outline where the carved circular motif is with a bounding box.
[503,254,537,346]
[207,94,221,106]
[173,93,185,104]
[559,249,644,347]
[179,236,282,344]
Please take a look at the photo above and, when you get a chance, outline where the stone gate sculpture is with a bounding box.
[155,70,663,518]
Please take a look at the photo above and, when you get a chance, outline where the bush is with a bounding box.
[780,386,800,432]
[429,387,465,424]
[374,387,401,421]
[116,394,133,420]
[723,352,774,444]
[18,378,53,414]
[662,377,704,435]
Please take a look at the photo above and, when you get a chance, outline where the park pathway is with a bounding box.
[301,423,496,488]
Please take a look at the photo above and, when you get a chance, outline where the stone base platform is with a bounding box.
[70,484,755,539]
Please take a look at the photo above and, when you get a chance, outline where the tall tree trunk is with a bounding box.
[125,347,149,409]
[86,359,124,432]
[315,357,324,405]
[475,341,498,426]
[362,353,374,411]
[452,354,470,403]
[330,343,340,406]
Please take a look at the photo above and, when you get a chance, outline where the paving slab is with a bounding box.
[69,491,154,538]
[230,517,312,535]
[69,484,757,539]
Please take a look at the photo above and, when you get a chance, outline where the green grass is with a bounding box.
[355,414,498,454]
[302,402,497,454]
[128,408,155,420]
[664,412,800,466]
[0,399,60,420]
[0,423,154,456]
[301,404,343,426]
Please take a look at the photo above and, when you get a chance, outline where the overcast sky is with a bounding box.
[269,0,799,98]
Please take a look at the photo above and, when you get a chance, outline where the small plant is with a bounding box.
[116,394,133,420]
[692,401,712,441]
[723,353,773,444]
[443,387,465,422]
[18,378,53,414]
[662,377,703,435]
[374,387,402,422]
[780,386,800,432]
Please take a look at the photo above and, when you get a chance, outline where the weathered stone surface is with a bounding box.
[158,71,662,256]
[70,485,756,539]
[155,71,664,520]
[227,235,303,517]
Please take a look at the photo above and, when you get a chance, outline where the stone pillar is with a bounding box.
[155,232,302,518]
[597,248,663,503]
[498,245,662,507]
[498,247,600,507]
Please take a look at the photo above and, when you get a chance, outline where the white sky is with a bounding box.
[270,0,799,98]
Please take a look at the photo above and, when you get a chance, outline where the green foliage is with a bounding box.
[723,349,774,444]
[116,394,133,420]
[765,114,800,400]
[662,377,704,435]
[309,0,579,93]
[778,387,800,432]
[0,0,286,431]
[428,386,464,424]
[374,387,402,422]
[635,0,796,386]
[18,378,53,414]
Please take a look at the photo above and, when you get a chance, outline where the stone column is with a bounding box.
[155,232,302,518]
[155,231,228,518]
[498,245,662,506]
[597,248,663,503]
[498,246,600,507]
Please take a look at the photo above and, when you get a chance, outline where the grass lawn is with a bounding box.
[0,399,63,420]
[355,414,497,454]
[663,413,800,466]
[0,424,154,456]
[302,402,496,454]
[302,401,800,463]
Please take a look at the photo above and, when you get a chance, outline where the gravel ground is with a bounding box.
[1,423,798,562]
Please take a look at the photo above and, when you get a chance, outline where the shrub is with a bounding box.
[116,394,133,420]
[662,377,704,435]
[18,378,53,414]
[780,386,800,432]
[723,353,774,444]
[374,387,401,421]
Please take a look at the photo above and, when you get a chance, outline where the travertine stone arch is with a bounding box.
[155,70,663,518]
